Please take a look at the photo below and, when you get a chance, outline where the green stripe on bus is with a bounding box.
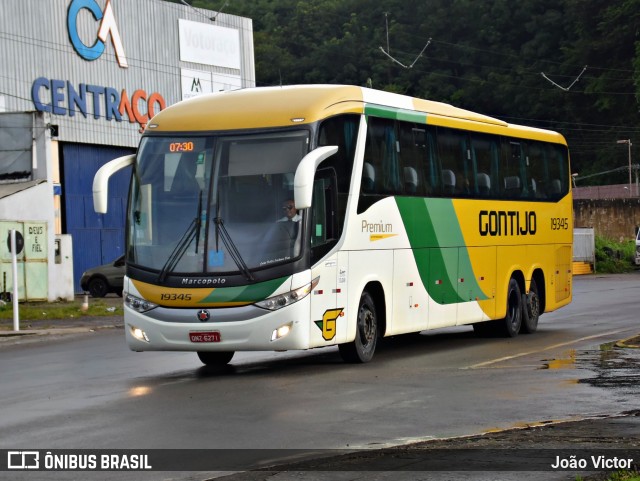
[199,276,289,303]
[395,197,488,304]
[365,105,427,123]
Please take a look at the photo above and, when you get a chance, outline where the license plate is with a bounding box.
[189,331,221,343]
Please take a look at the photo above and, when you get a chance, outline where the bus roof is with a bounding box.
[146,85,566,144]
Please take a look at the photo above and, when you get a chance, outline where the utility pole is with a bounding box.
[617,139,633,197]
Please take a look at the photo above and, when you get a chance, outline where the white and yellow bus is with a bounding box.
[94,85,572,365]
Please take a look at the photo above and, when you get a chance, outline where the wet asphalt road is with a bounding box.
[0,273,639,480]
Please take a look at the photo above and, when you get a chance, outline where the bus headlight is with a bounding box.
[129,324,150,343]
[255,277,319,311]
[125,292,158,313]
[271,322,292,341]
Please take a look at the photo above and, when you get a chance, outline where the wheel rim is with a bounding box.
[358,303,376,348]
[528,291,540,320]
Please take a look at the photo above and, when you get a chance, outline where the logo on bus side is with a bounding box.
[479,210,537,237]
[314,308,343,341]
[361,220,397,242]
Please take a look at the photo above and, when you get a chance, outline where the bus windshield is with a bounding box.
[128,130,310,277]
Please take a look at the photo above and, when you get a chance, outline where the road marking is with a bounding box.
[465,327,636,369]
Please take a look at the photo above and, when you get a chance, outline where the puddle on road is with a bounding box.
[539,342,640,392]
[540,349,576,370]
[577,341,640,390]
[575,342,640,391]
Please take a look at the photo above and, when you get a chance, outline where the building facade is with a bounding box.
[0,0,255,299]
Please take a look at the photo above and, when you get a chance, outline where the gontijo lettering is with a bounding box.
[479,210,537,236]
[67,0,128,68]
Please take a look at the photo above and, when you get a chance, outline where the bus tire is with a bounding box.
[339,291,378,363]
[502,278,522,337]
[521,278,540,334]
[197,351,234,366]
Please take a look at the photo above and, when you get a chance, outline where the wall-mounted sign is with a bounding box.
[180,69,242,100]
[67,0,128,68]
[31,78,166,133]
[178,19,241,70]
[181,68,212,100]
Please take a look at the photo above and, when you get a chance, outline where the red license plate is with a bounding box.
[189,331,221,343]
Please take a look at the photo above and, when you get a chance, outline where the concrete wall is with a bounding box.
[573,198,640,241]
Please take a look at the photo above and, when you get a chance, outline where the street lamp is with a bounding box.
[616,139,633,196]
[571,172,578,188]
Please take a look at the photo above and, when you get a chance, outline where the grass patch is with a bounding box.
[0,298,122,321]
[577,470,640,481]
[595,235,635,273]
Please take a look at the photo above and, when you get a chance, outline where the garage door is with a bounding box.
[61,143,134,293]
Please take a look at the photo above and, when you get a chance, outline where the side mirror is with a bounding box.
[93,154,135,213]
[293,146,338,209]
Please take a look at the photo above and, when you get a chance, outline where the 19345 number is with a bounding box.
[551,217,569,230]
[160,293,192,301]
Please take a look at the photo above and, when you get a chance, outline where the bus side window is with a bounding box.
[437,128,468,196]
[358,116,397,213]
[426,129,440,195]
[502,140,525,198]
[362,162,376,193]
[381,122,401,194]
[470,133,497,197]
[318,114,359,236]
[397,121,427,196]
[547,144,569,199]
[527,141,547,199]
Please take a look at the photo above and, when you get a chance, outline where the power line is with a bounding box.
[379,13,431,69]
[541,66,588,91]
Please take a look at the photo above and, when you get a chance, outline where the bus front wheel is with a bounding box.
[339,291,378,363]
[197,351,234,366]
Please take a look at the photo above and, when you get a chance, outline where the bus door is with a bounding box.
[309,170,344,346]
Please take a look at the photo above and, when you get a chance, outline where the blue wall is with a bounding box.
[61,143,134,293]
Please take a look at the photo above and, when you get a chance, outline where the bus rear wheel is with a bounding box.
[521,278,540,334]
[501,278,522,337]
[197,351,234,366]
[339,291,378,363]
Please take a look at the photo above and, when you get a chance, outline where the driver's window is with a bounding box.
[310,170,338,262]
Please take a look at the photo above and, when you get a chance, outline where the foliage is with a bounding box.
[169,0,640,186]
[594,235,635,273]
[576,469,640,481]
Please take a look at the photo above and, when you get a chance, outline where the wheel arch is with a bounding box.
[88,274,109,289]
[510,269,525,299]
[530,268,546,314]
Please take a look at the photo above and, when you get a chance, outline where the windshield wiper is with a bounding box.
[213,216,254,281]
[195,190,203,254]
[157,192,202,283]
[213,197,254,281]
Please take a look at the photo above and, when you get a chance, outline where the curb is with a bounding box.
[0,323,123,339]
